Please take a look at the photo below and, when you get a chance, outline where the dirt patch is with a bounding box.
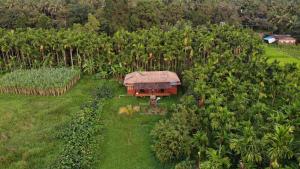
[118,105,141,116]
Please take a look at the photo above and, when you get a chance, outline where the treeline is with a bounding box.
[0,25,262,77]
[0,0,299,37]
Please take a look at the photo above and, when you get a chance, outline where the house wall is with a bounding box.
[126,85,135,95]
[126,85,178,96]
[278,39,296,45]
[165,86,177,94]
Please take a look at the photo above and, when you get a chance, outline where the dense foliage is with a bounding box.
[0,25,262,77]
[0,0,299,37]
[0,68,80,95]
[151,49,300,168]
[50,84,114,169]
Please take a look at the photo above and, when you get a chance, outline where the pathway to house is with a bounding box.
[93,83,175,169]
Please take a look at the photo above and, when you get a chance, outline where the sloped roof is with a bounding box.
[124,71,181,85]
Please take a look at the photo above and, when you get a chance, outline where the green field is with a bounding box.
[0,76,177,169]
[0,76,99,169]
[265,45,300,66]
[94,90,177,169]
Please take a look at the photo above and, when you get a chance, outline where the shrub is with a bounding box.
[50,83,114,169]
[175,160,195,169]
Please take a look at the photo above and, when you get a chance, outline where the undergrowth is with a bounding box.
[49,84,114,169]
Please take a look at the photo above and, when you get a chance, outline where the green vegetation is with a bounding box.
[50,84,114,169]
[265,45,300,67]
[0,0,299,38]
[0,3,299,168]
[0,77,178,169]
[151,47,300,168]
[94,86,179,169]
[276,45,300,58]
[0,76,99,169]
[0,25,262,76]
[0,68,80,96]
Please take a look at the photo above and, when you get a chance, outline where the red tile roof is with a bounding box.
[124,71,181,85]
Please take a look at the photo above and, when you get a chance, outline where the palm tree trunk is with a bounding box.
[63,50,67,66]
[56,51,59,66]
[70,48,74,69]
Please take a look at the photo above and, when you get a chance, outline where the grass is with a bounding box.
[0,76,178,169]
[92,81,178,169]
[0,68,80,89]
[0,76,99,169]
[265,45,300,67]
[0,68,80,96]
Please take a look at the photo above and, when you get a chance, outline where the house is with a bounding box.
[273,35,297,45]
[264,36,276,44]
[124,71,181,97]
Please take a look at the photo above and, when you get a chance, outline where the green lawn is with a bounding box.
[0,76,177,169]
[92,82,177,169]
[265,45,300,66]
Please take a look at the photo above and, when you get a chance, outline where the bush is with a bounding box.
[175,160,195,169]
[50,83,114,169]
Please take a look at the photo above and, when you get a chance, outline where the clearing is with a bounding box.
[0,76,177,169]
[93,81,177,169]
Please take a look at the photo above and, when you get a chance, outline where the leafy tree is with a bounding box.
[103,0,130,34]
[129,0,162,31]
[84,13,100,32]
[36,14,52,29]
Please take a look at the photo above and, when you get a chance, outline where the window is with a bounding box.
[160,89,165,93]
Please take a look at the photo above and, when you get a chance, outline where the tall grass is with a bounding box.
[0,68,80,96]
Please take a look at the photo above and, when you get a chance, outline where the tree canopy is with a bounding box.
[151,29,300,168]
[0,0,299,37]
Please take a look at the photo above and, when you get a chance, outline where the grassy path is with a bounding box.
[93,82,175,169]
